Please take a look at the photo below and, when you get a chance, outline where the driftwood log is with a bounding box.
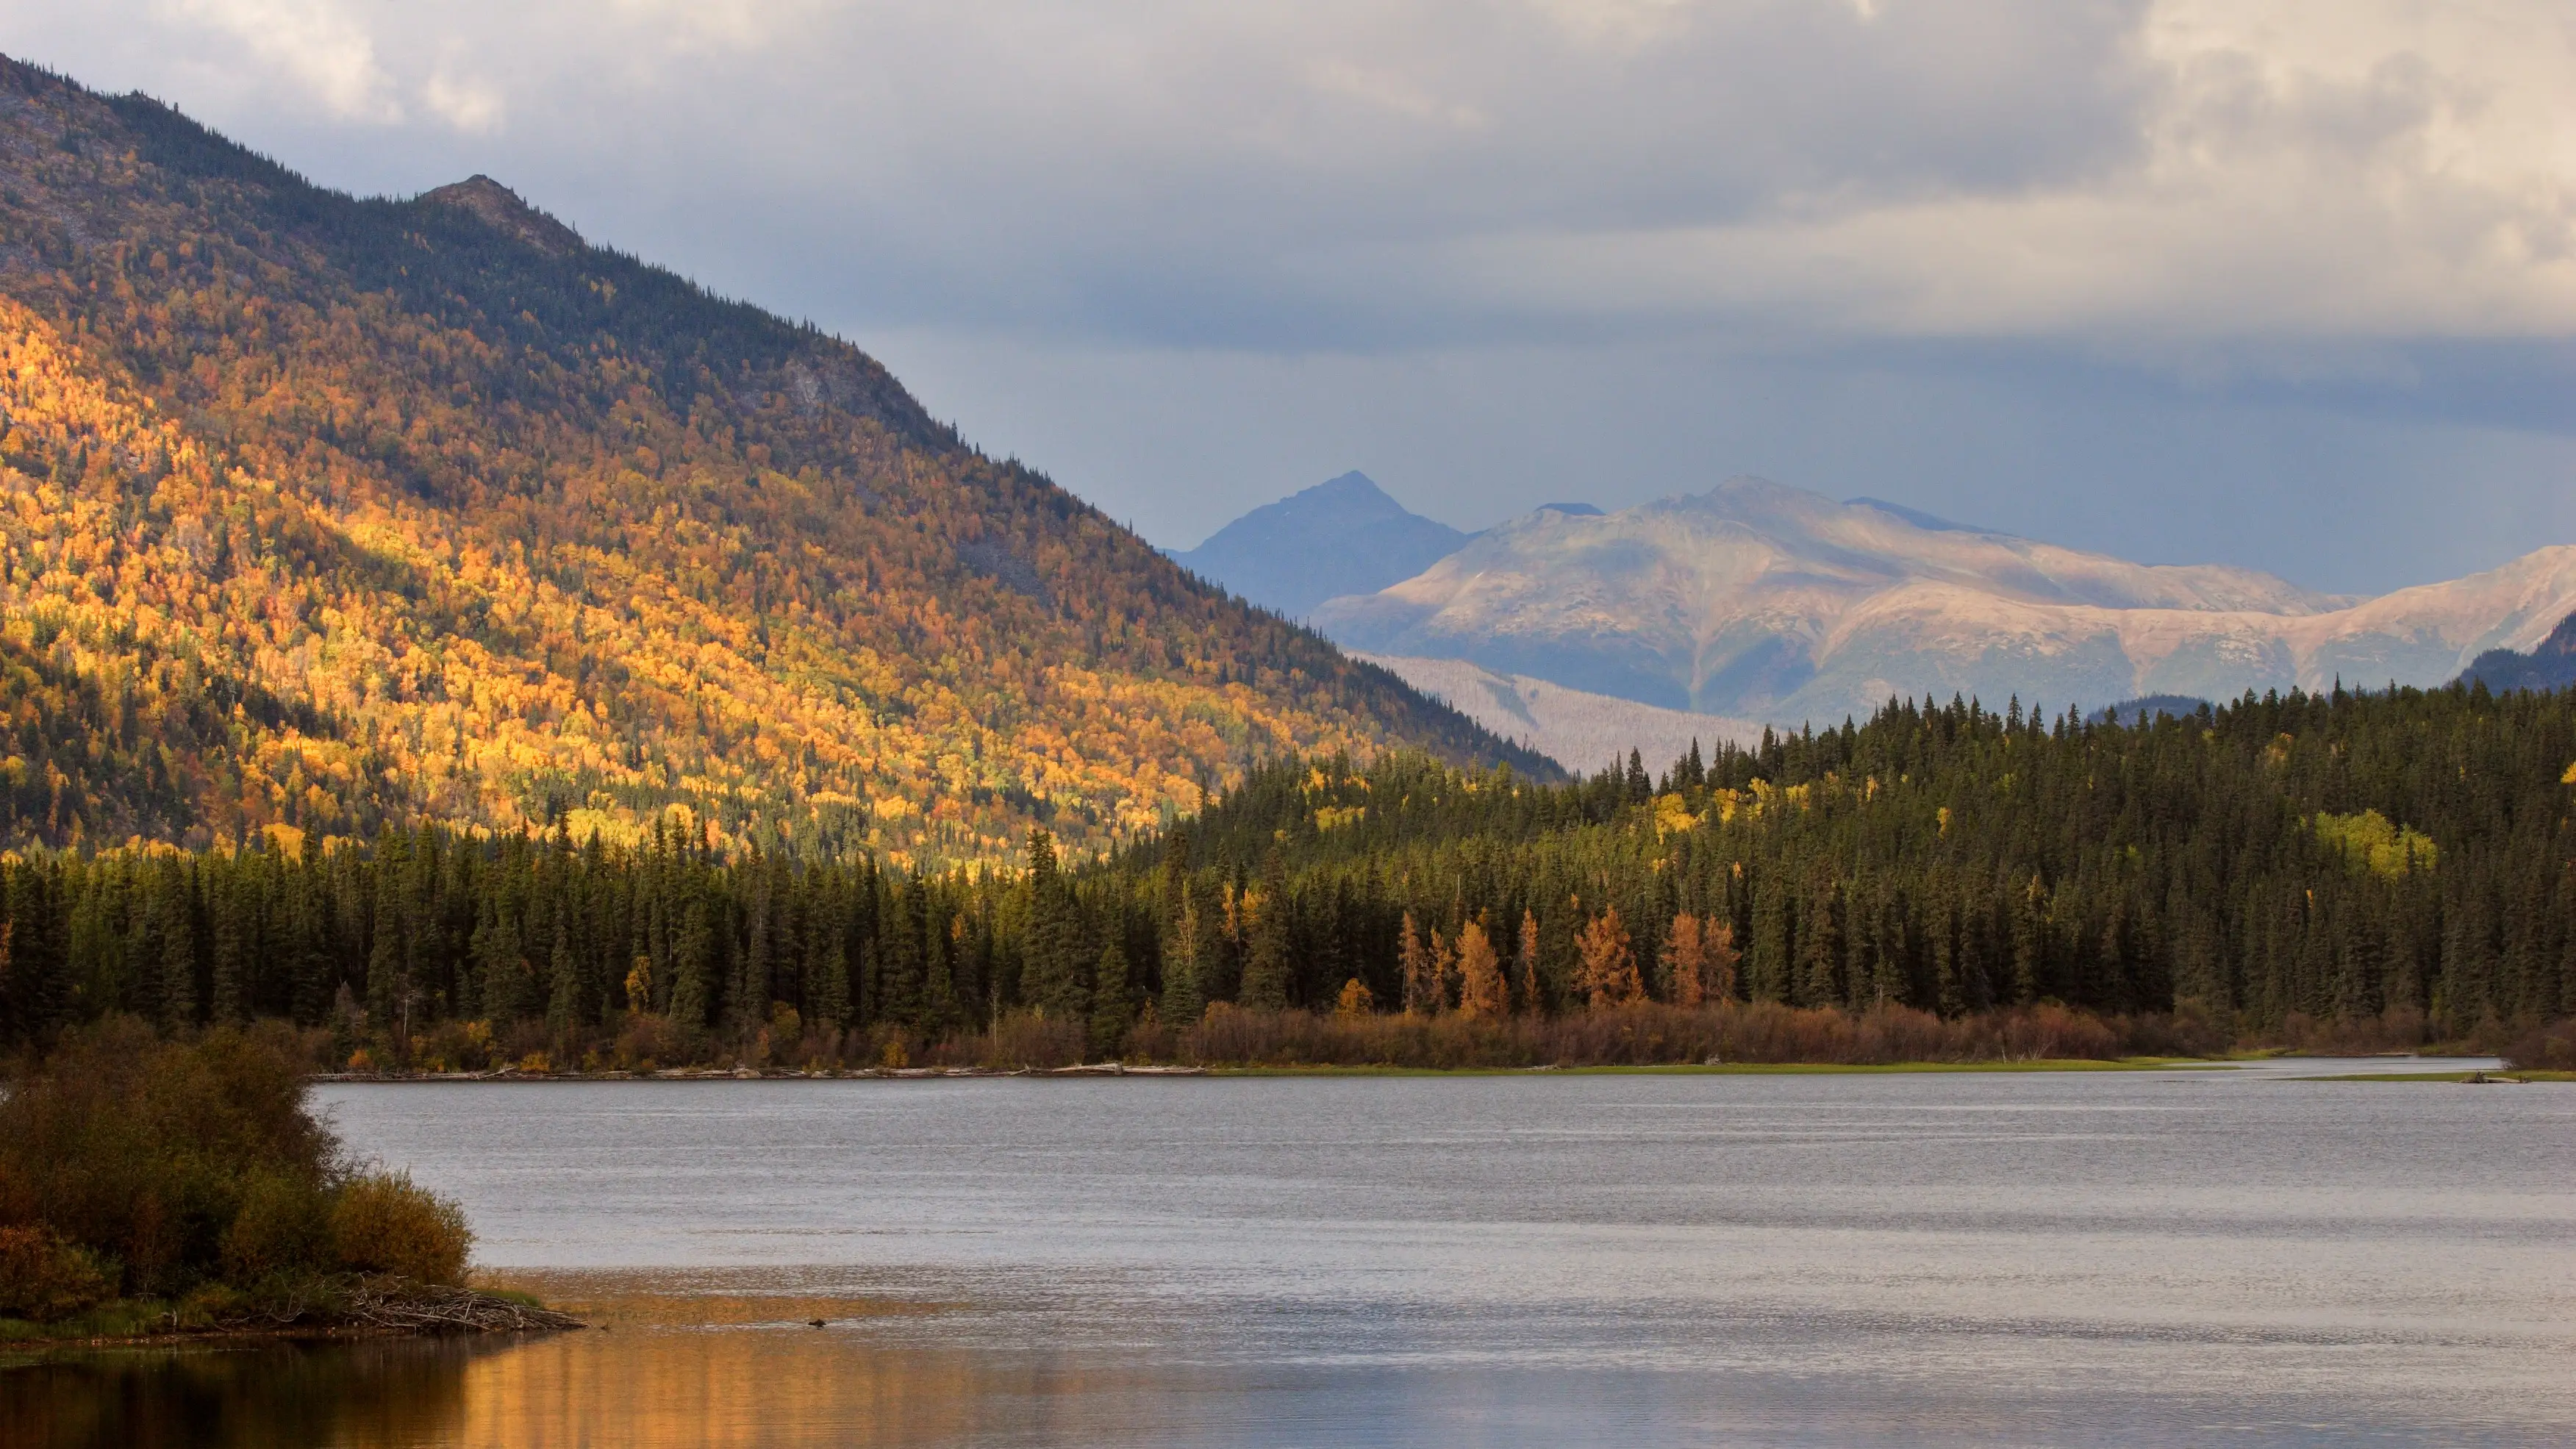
[212,1276,584,1336]
[338,1278,586,1334]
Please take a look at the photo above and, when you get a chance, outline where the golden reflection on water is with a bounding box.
[437,1270,1031,1449]
[7,1271,1161,1449]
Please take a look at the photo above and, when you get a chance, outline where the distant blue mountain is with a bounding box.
[1170,472,1470,620]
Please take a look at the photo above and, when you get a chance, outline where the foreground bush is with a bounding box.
[0,1018,475,1323]
[330,1174,471,1287]
[0,1226,112,1321]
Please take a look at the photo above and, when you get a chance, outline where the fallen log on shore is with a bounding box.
[338,1278,587,1334]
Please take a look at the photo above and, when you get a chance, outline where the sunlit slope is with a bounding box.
[0,58,1545,857]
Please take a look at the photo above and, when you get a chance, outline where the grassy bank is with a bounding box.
[0,1020,575,1343]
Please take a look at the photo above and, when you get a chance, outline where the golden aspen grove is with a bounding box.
[0,57,1544,865]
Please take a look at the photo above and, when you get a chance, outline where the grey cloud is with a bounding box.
[1,0,2570,594]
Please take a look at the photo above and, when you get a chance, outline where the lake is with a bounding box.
[8,1059,2572,1447]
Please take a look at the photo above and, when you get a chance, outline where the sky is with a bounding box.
[4,0,2574,594]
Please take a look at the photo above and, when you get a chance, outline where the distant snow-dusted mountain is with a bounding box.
[1358,654,1761,774]
[1169,471,1469,620]
[1312,478,2576,724]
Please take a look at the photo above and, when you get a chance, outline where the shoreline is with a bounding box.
[301,1054,2558,1082]
[1,1281,584,1351]
[304,1056,2396,1081]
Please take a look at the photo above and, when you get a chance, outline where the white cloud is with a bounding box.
[421,68,504,135]
[162,0,396,121]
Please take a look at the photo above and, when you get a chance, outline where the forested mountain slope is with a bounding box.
[2459,610,2576,694]
[0,58,1544,861]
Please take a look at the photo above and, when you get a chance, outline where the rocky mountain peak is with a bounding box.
[418,174,584,256]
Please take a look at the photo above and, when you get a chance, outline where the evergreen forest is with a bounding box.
[4,682,2570,1067]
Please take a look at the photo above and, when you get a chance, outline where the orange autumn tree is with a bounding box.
[1664,912,1740,1007]
[1572,906,1642,1009]
[1516,909,1543,1015]
[1335,978,1375,1017]
[1455,918,1505,1019]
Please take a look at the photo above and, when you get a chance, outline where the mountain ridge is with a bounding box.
[1310,477,2563,723]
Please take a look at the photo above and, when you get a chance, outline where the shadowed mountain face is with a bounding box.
[0,58,1550,858]
[2458,611,2576,693]
[1168,472,1469,620]
[1312,477,2576,724]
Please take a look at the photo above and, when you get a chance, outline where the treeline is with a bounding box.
[1,681,2568,1065]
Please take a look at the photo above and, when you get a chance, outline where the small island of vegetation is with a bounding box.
[0,1018,575,1342]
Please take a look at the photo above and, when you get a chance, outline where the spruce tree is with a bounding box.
[1239,855,1292,1012]
[1090,940,1131,1059]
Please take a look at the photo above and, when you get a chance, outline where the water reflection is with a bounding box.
[11,1065,2571,1448]
[4,1337,496,1449]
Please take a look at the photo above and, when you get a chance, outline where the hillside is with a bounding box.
[1312,478,2576,724]
[0,58,1548,860]
[1168,471,1468,620]
[1358,653,1760,772]
[2458,610,2576,693]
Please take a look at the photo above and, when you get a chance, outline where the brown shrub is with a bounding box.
[0,1224,112,1322]
[930,1011,1086,1070]
[329,1173,471,1287]
[2504,1020,2576,1073]
[612,1012,679,1072]
[1142,1000,2196,1068]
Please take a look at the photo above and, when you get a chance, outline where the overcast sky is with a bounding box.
[7,1,2575,593]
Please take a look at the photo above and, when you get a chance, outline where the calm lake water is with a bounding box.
[9,1059,2572,1447]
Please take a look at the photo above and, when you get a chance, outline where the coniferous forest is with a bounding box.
[4,681,2572,1068]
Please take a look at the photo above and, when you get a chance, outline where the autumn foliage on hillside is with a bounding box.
[0,58,1543,861]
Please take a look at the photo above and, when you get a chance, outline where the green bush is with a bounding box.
[329,1173,472,1287]
[220,1170,333,1284]
[0,1225,112,1322]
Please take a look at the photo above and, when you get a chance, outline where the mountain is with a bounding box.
[1357,654,1761,773]
[0,57,1550,859]
[1168,471,1469,620]
[2458,610,2576,693]
[1312,477,2576,723]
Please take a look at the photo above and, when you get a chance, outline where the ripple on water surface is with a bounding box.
[10,1063,2570,1448]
